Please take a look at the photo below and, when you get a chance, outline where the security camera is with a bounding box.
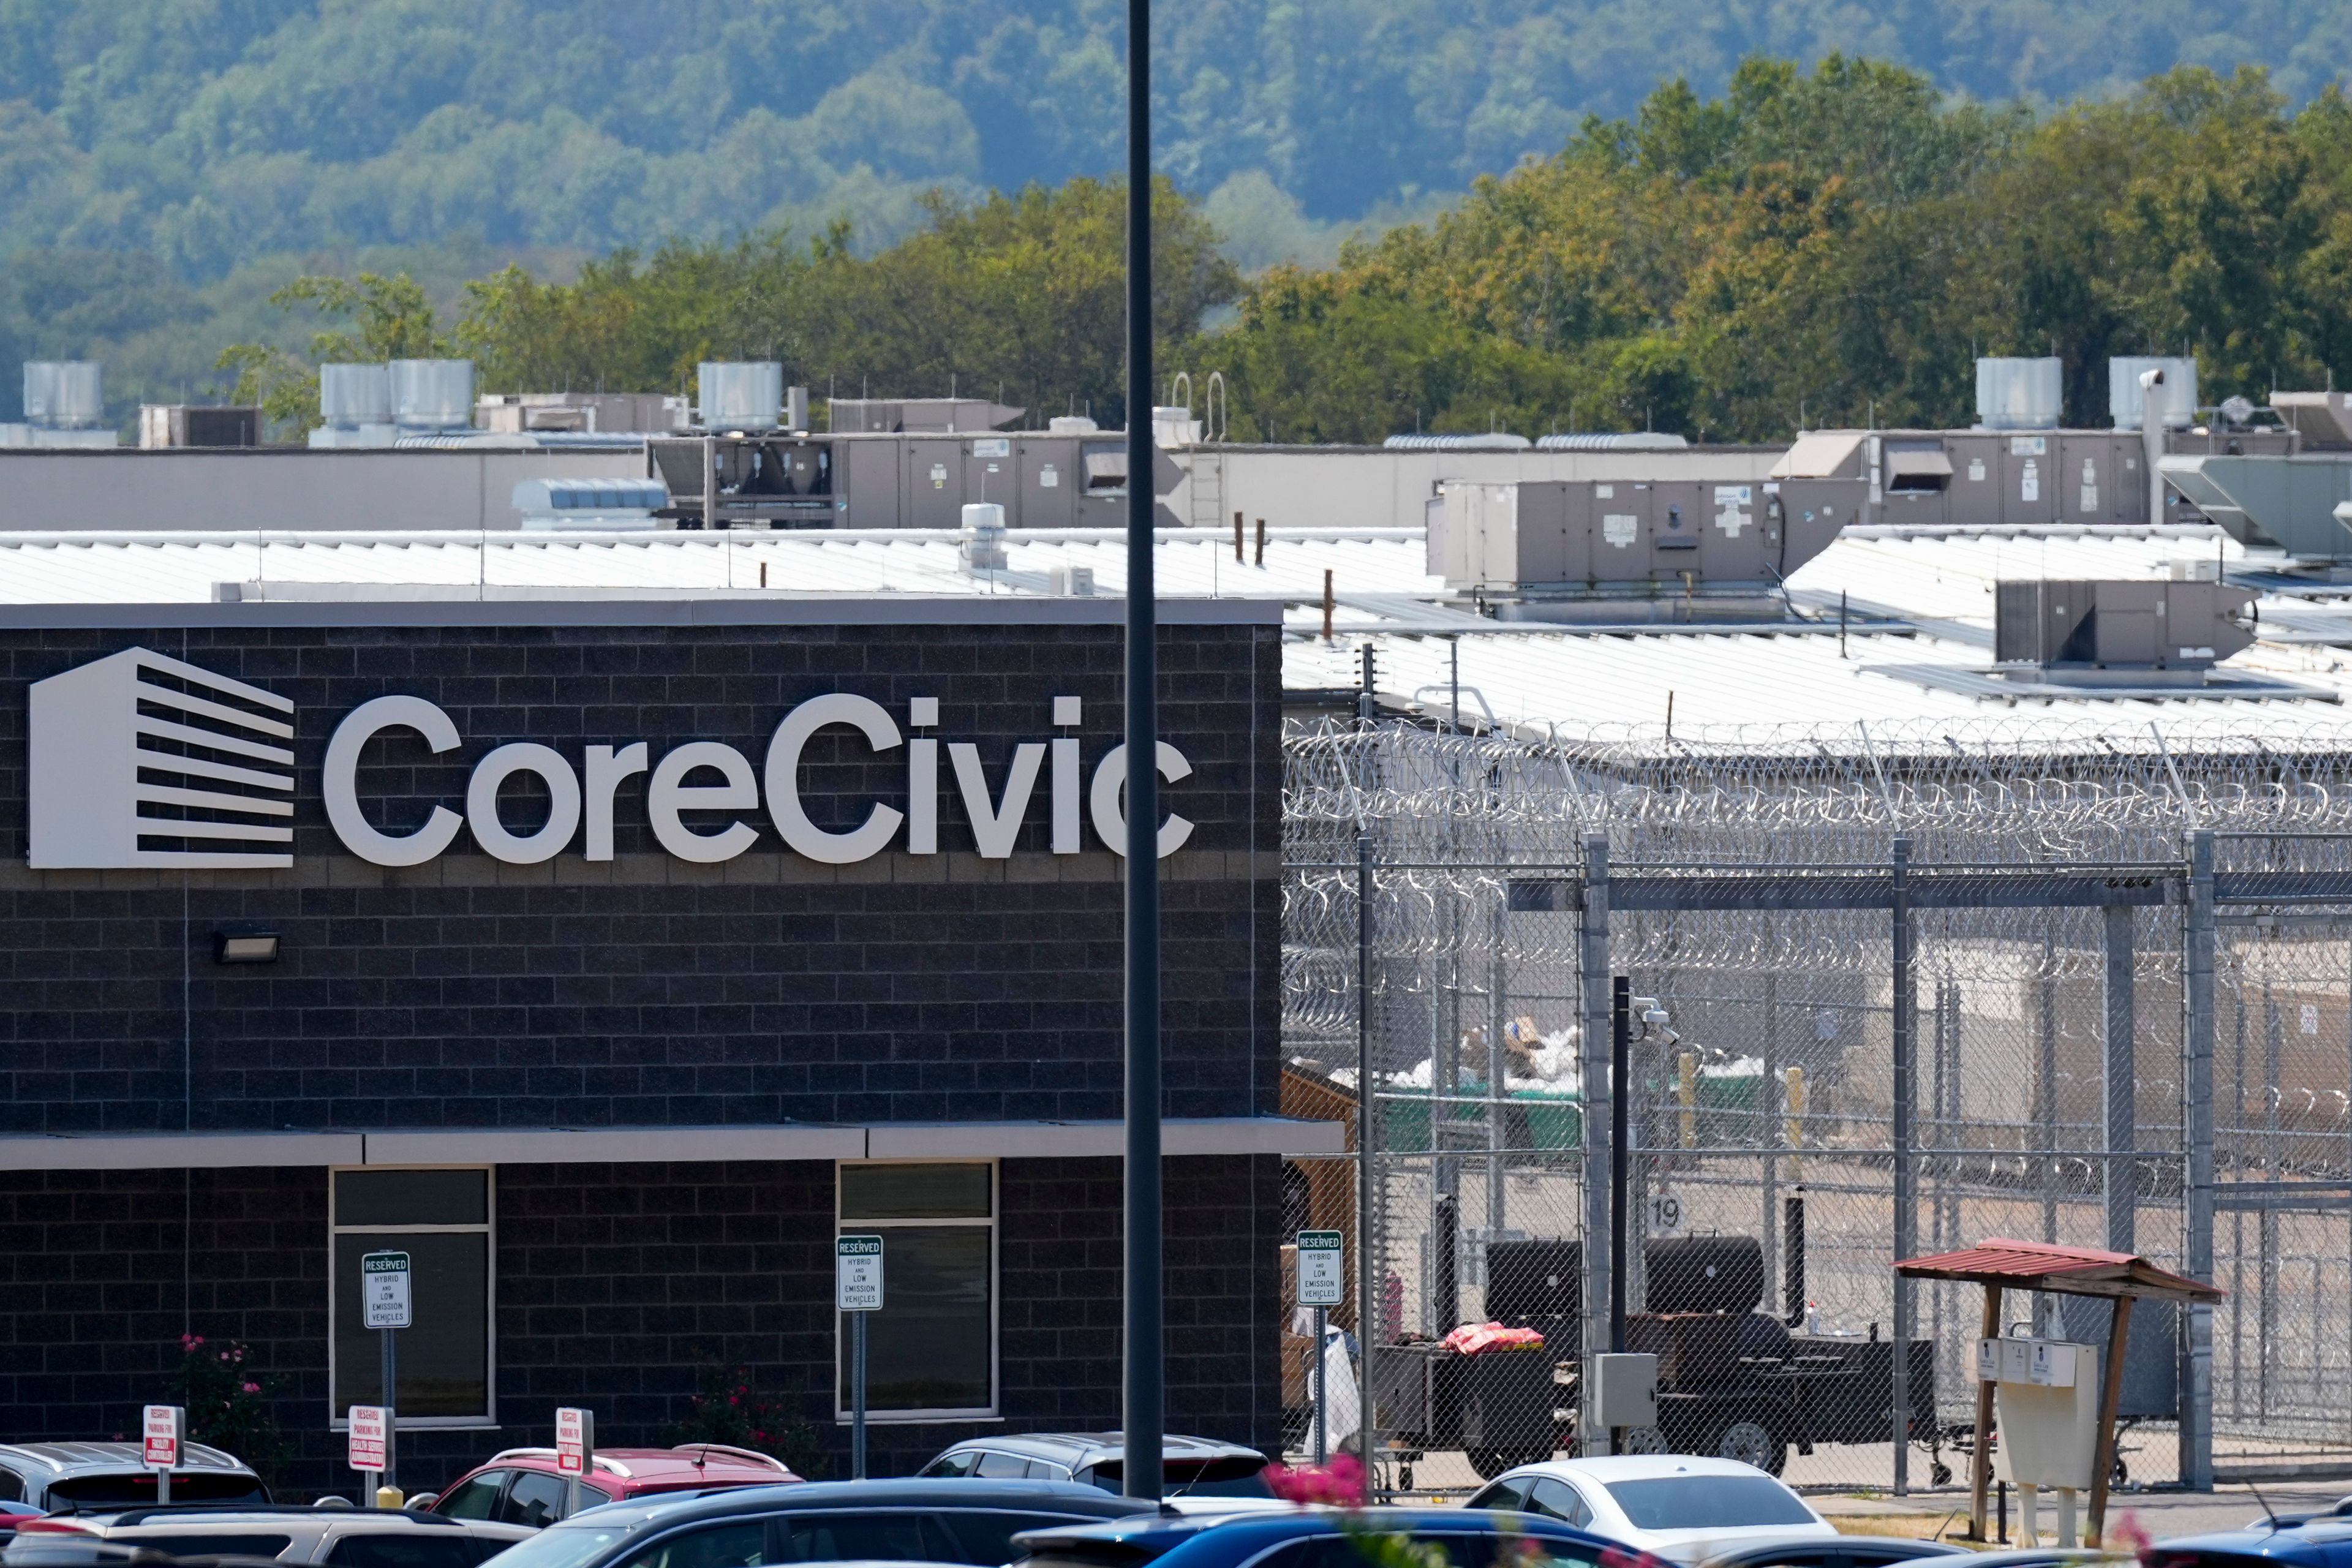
[1642,1008,1670,1026]
[1654,1025,1682,1046]
[1632,995,1660,1014]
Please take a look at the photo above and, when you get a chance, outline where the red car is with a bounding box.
[424,1444,801,1527]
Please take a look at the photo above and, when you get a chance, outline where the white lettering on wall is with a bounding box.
[325,695,466,867]
[1088,741,1196,858]
[315,691,1191,869]
[763,693,905,864]
[467,743,582,865]
[648,742,760,863]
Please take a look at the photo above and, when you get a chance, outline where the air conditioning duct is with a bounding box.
[1975,357,2062,431]
[698,363,784,431]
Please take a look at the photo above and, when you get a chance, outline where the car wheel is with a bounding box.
[1714,1419,1785,1475]
[1619,1426,1667,1455]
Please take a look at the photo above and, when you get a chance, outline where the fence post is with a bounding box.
[1891,836,1915,1495]
[2182,831,2215,1489]
[1580,833,1611,1452]
[2105,903,2137,1254]
[1356,827,1378,1482]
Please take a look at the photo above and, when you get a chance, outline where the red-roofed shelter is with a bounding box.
[1894,1238,2223,1547]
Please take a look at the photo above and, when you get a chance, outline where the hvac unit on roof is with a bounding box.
[22,361,103,429]
[1975,358,2063,431]
[390,359,475,431]
[698,362,784,432]
[1993,579,2255,680]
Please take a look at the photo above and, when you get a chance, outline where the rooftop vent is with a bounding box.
[1382,432,1532,451]
[513,477,669,532]
[827,397,1023,434]
[699,362,783,431]
[390,360,475,431]
[2109,357,2198,431]
[1534,432,1691,452]
[1975,357,2062,431]
[23,361,102,429]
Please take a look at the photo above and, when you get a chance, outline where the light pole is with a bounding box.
[1121,0,1164,1509]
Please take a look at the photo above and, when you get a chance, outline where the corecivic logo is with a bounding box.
[28,648,1193,872]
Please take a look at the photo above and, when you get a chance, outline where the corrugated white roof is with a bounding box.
[4,522,2350,740]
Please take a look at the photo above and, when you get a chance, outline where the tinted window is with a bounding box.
[1248,1531,1602,1568]
[325,1535,481,1568]
[615,1523,770,1568]
[336,1170,489,1226]
[840,1166,992,1219]
[0,1471,21,1504]
[502,1472,570,1528]
[1091,1458,1270,1499]
[45,1474,269,1507]
[772,1512,952,1564]
[842,1225,992,1414]
[332,1230,490,1419]
[923,1453,981,1479]
[113,1536,292,1559]
[1602,1477,1817,1531]
[1526,1478,1592,1528]
[939,1510,1098,1566]
[1468,1479,1528,1512]
[974,1453,1030,1480]
[1724,1552,1840,1568]
[435,1472,510,1520]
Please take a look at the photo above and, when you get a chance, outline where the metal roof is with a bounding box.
[1892,1237,2224,1301]
[9,521,2352,742]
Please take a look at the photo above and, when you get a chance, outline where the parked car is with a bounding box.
[0,1445,268,1513]
[421,1447,800,1528]
[2,1504,527,1568]
[916,1435,1273,1504]
[467,1479,1151,1568]
[1006,1505,1638,1568]
[1698,1540,1972,1568]
[2144,1518,2352,1568]
[1464,1456,1836,1566]
[0,1509,43,1546]
[1924,1553,2104,1568]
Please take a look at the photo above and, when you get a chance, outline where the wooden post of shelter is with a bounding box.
[1894,1238,2224,1550]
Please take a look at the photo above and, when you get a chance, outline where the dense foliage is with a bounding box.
[168,1333,290,1485]
[20,43,2352,443]
[1197,61,2352,439]
[5,0,2352,276]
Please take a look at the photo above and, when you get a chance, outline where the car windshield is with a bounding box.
[45,1476,270,1509]
[1602,1477,1817,1531]
[477,1525,633,1568]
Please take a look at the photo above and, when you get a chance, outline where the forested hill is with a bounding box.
[5,0,2352,276]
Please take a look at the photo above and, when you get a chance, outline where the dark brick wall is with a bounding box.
[0,621,1279,1132]
[0,1158,1282,1498]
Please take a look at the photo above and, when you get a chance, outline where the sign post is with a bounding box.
[347,1404,388,1503]
[556,1407,595,1515]
[1297,1231,1344,1464]
[361,1250,411,1498]
[837,1234,884,1481]
[142,1404,183,1504]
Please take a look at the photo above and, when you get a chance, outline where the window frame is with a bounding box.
[328,1165,498,1430]
[833,1159,998,1423]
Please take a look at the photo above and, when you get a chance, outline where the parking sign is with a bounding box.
[1297,1231,1344,1307]
[361,1251,412,1330]
[837,1235,884,1311]
[142,1405,182,1470]
[555,1407,594,1478]
[347,1405,388,1472]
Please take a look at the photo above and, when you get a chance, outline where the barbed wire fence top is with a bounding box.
[1280,712,2352,1491]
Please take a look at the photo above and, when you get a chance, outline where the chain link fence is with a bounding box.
[1280,715,2352,1493]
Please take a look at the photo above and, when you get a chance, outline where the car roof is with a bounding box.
[1014,1506,1616,1557]
[538,1478,1147,1535]
[1929,1551,2109,1567]
[478,1449,796,1483]
[67,1508,467,1530]
[942,1435,1265,1467]
[1703,1540,1969,1566]
[0,1444,254,1477]
[2150,1525,2352,1560]
[1512,1457,1793,1483]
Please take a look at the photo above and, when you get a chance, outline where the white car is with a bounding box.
[1464,1455,1837,1565]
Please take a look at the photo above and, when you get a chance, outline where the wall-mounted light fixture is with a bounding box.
[213,927,280,965]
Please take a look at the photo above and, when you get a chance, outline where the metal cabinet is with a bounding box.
[904,437,965,528]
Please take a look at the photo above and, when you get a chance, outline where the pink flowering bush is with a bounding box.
[668,1359,826,1479]
[1262,1453,1368,1506]
[168,1334,288,1482]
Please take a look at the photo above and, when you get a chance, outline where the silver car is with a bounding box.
[1,1504,530,1568]
[0,1444,266,1513]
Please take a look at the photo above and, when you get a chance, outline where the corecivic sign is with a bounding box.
[28,646,1193,872]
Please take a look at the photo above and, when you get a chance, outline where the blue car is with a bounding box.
[1011,1506,1637,1568]
[2146,1514,2352,1568]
